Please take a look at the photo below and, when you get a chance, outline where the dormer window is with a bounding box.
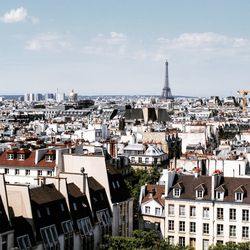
[216,191,224,201]
[173,182,183,198]
[45,155,54,162]
[195,183,206,199]
[235,192,243,202]
[196,190,204,199]
[174,188,181,198]
[234,185,246,202]
[215,185,226,201]
[45,150,55,162]
[8,153,14,160]
[18,154,25,160]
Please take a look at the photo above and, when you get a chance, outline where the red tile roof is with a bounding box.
[142,184,165,207]
[0,150,56,169]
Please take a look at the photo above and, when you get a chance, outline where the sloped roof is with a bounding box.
[142,184,165,207]
[30,184,64,205]
[168,174,211,200]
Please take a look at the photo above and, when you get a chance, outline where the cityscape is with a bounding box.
[1,1,250,250]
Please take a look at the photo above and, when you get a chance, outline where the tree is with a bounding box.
[99,229,193,250]
[209,241,250,250]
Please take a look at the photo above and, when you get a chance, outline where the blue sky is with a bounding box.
[1,1,250,97]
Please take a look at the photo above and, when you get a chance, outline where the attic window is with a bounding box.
[216,191,224,201]
[77,217,93,236]
[61,220,73,234]
[40,225,59,249]
[7,153,14,160]
[45,155,54,162]
[18,154,25,160]
[173,188,181,198]
[17,234,32,250]
[235,192,243,202]
[196,190,204,199]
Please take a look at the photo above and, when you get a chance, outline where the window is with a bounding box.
[155,207,161,216]
[229,225,236,237]
[17,234,31,250]
[18,154,25,160]
[46,207,50,215]
[131,157,135,163]
[45,155,54,162]
[145,158,149,164]
[203,239,209,250]
[179,205,185,217]
[4,168,9,174]
[25,169,30,176]
[116,181,120,188]
[217,208,224,220]
[8,154,14,160]
[61,220,73,234]
[203,207,209,219]
[179,221,185,232]
[73,203,77,211]
[235,192,243,202]
[242,226,249,239]
[190,222,196,233]
[168,204,174,216]
[112,182,116,189]
[216,191,224,201]
[179,237,185,246]
[38,170,42,176]
[15,169,20,175]
[145,206,150,214]
[47,170,52,176]
[138,157,142,163]
[168,236,174,245]
[203,223,209,234]
[174,188,180,197]
[77,217,93,236]
[242,209,249,222]
[37,209,41,218]
[168,220,174,231]
[60,203,65,212]
[230,208,236,220]
[40,225,59,249]
[190,206,196,217]
[190,238,196,248]
[96,209,112,226]
[217,224,224,236]
[196,190,204,199]
[1,234,7,250]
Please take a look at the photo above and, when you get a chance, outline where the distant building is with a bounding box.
[68,89,78,103]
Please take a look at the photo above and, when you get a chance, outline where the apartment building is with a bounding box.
[165,172,250,249]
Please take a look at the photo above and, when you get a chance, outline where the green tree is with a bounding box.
[209,241,250,250]
[99,229,193,250]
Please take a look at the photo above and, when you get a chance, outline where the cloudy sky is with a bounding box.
[1,1,250,97]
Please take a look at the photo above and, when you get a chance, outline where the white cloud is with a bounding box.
[1,7,27,23]
[81,32,128,57]
[93,32,128,45]
[130,32,250,62]
[26,33,71,51]
[156,32,250,51]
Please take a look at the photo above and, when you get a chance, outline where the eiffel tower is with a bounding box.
[161,60,173,99]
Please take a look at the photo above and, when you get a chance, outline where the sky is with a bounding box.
[1,1,250,97]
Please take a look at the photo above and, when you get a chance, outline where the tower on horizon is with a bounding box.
[161,60,173,99]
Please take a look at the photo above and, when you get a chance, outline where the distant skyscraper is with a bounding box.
[161,60,173,99]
